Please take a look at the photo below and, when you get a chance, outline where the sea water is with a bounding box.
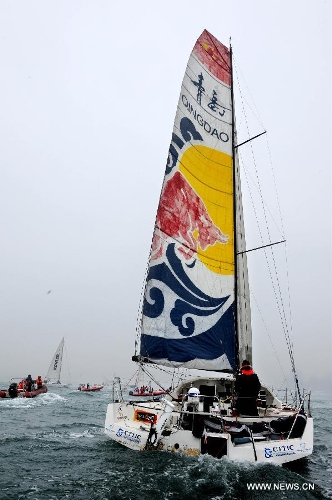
[0,385,331,500]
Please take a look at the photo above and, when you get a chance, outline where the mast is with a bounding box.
[230,42,239,371]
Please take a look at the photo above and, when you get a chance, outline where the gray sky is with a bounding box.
[0,1,331,394]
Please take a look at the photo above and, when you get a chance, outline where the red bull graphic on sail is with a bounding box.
[152,171,229,262]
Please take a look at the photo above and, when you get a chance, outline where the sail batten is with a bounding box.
[139,30,252,372]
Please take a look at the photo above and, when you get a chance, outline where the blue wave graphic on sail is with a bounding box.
[141,244,236,368]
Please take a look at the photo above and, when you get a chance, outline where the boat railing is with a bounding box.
[300,391,312,417]
[112,376,124,403]
[307,391,312,417]
[272,387,312,416]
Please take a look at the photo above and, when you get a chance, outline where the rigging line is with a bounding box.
[239,156,295,380]
[239,158,285,331]
[233,57,266,131]
[140,365,172,394]
[265,135,286,236]
[265,133,297,366]
[235,68,274,247]
[240,130,299,389]
[234,68,293,362]
[240,98,274,257]
[233,62,285,320]
[259,136,295,359]
[145,366,186,392]
[125,371,138,386]
[235,68,291,352]
[269,245,297,372]
[238,169,290,365]
[250,289,288,381]
[239,156,285,239]
[256,237,298,393]
[261,242,295,381]
[135,358,181,380]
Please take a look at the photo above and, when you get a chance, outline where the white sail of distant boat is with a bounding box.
[45,338,70,387]
[104,30,313,464]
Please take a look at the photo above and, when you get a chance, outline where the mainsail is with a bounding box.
[45,337,64,383]
[138,31,252,372]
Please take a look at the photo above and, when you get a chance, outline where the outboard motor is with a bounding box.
[8,382,18,398]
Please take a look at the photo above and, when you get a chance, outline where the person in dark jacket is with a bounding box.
[25,374,34,391]
[234,360,261,416]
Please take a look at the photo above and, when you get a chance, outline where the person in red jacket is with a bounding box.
[234,360,261,416]
[36,375,43,389]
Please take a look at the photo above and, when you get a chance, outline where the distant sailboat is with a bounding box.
[104,30,313,464]
[44,337,71,388]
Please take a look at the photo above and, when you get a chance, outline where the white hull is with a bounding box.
[105,401,313,464]
[104,376,313,465]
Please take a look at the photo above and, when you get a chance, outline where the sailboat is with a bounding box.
[104,30,313,464]
[44,337,71,388]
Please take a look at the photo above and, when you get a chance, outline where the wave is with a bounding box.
[0,392,66,409]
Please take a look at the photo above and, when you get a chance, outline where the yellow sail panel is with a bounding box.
[179,145,234,274]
